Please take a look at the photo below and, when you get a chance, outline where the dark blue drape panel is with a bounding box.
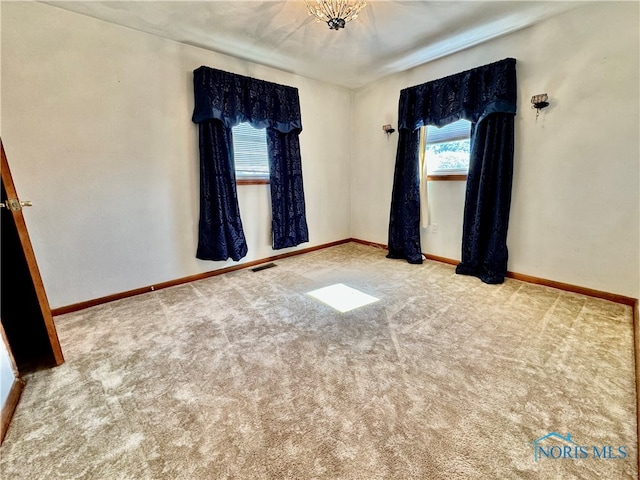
[389,58,516,279]
[192,66,309,258]
[196,121,248,261]
[455,114,514,283]
[397,58,517,130]
[387,128,423,263]
[266,128,309,249]
[192,66,302,133]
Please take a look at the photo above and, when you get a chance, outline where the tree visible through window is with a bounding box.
[232,122,269,181]
[424,119,471,176]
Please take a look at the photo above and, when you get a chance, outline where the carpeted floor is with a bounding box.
[0,243,636,479]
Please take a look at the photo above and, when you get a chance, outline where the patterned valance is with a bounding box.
[192,66,302,134]
[398,58,517,130]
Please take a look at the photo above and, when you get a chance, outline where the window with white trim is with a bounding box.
[231,122,269,183]
[423,119,471,178]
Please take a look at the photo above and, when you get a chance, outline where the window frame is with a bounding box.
[237,178,269,185]
[422,119,471,182]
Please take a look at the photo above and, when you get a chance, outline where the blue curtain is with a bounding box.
[266,128,309,248]
[389,58,517,282]
[192,66,308,260]
[456,114,514,283]
[387,129,423,263]
[196,121,247,261]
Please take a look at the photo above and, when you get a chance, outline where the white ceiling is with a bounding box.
[42,1,585,89]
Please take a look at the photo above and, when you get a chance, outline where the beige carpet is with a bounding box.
[0,243,636,479]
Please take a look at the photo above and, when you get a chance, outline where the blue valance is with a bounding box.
[192,66,302,134]
[397,58,516,130]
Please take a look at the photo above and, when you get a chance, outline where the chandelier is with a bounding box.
[305,1,367,30]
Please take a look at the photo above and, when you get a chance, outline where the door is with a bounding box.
[1,138,64,374]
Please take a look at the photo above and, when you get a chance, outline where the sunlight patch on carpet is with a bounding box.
[307,283,380,313]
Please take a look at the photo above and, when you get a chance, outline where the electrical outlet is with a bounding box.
[430,224,439,234]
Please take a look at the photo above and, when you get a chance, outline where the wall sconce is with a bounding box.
[382,124,395,136]
[531,93,549,119]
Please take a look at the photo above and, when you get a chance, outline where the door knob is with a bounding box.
[0,199,32,211]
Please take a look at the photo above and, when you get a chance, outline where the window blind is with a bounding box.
[426,119,471,144]
[232,123,269,178]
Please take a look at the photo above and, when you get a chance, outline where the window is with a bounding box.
[423,119,471,180]
[231,122,269,184]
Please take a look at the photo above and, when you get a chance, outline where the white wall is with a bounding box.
[1,2,352,308]
[351,2,639,298]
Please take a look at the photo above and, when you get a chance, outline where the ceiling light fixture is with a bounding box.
[305,1,367,31]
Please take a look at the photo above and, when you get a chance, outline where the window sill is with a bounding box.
[237,178,270,185]
[426,174,467,182]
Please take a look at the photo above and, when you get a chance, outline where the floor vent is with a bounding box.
[251,263,277,272]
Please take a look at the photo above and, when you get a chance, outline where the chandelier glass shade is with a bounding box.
[305,1,367,30]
